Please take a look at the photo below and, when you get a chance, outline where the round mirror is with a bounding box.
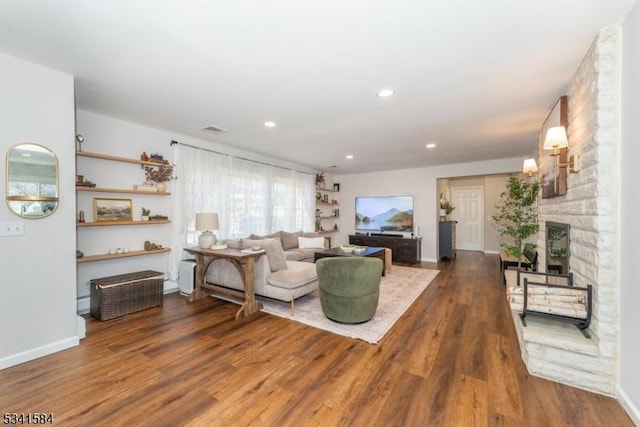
[6,143,59,218]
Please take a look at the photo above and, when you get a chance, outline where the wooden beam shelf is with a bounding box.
[77,220,170,227]
[77,248,170,263]
[76,151,167,167]
[76,186,170,195]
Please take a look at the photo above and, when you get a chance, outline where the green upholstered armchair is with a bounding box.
[315,257,383,323]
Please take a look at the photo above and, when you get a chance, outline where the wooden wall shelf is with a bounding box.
[77,248,170,263]
[76,186,170,195]
[76,151,167,167]
[77,220,170,227]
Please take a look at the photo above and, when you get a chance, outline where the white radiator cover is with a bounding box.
[179,260,196,295]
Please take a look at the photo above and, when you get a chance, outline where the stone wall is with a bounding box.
[516,26,621,396]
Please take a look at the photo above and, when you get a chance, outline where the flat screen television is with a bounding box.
[355,195,414,232]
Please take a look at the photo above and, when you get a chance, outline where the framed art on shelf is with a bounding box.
[93,197,133,222]
[540,95,568,198]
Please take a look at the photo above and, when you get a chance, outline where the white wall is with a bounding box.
[0,53,78,368]
[335,157,522,261]
[619,2,640,422]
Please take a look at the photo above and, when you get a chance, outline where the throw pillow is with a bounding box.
[249,232,282,246]
[298,236,325,249]
[224,239,243,249]
[242,238,287,271]
[280,231,302,250]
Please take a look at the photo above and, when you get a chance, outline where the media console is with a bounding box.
[348,234,421,263]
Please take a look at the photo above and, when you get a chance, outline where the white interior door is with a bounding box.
[451,186,484,251]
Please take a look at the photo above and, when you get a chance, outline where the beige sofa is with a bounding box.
[247,230,329,262]
[205,233,325,312]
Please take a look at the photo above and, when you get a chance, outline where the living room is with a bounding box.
[1,1,640,424]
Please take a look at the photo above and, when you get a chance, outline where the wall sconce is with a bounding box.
[522,158,538,177]
[543,126,580,173]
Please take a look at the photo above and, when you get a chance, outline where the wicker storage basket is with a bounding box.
[90,270,164,321]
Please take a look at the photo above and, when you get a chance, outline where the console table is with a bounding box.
[348,234,421,263]
[184,247,264,319]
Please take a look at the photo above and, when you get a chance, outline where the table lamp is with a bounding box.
[196,212,219,249]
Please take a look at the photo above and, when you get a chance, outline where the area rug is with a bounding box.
[258,266,439,344]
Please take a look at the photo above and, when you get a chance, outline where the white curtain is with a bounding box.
[168,144,315,280]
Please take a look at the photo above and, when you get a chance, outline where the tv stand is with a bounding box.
[349,234,421,263]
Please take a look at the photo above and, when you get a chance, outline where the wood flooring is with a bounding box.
[0,251,633,426]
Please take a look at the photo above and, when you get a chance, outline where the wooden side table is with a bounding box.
[184,247,265,319]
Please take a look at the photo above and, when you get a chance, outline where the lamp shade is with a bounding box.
[195,212,219,231]
[522,158,538,174]
[543,126,568,150]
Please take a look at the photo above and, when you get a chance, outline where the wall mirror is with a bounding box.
[6,143,59,218]
[546,221,570,275]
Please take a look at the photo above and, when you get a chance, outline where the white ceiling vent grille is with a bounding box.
[201,125,227,134]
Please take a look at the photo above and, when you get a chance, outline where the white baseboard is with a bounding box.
[77,280,179,314]
[484,250,500,255]
[618,387,640,426]
[421,257,438,263]
[0,337,79,370]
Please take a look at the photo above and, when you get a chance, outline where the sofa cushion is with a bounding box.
[249,232,280,241]
[298,236,324,249]
[224,238,243,249]
[280,231,302,250]
[267,262,317,289]
[243,238,287,271]
[284,249,313,262]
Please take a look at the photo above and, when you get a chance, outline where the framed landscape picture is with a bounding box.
[540,95,568,198]
[93,197,133,222]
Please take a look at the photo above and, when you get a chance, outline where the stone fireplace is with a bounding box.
[509,26,621,396]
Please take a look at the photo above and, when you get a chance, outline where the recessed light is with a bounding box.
[264,121,276,128]
[346,155,354,160]
[377,89,394,98]
[426,143,436,149]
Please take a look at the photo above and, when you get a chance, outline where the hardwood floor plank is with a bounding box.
[487,333,525,422]
[0,251,633,426]
[450,374,489,427]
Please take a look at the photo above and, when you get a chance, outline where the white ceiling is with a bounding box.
[0,1,635,173]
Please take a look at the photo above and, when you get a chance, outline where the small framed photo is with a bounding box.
[93,198,133,222]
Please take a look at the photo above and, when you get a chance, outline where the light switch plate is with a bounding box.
[0,221,25,236]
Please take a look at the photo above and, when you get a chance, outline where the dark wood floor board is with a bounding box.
[372,370,433,427]
[487,332,525,422]
[449,374,489,427]
[0,251,634,426]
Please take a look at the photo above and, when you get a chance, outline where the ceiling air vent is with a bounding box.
[201,125,227,134]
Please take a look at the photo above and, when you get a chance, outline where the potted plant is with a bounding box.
[441,200,455,221]
[144,163,174,192]
[141,207,150,221]
[492,176,540,269]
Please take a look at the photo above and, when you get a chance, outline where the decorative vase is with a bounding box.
[142,215,149,221]
[156,182,166,192]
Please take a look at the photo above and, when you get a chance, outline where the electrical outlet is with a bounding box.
[0,221,25,236]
